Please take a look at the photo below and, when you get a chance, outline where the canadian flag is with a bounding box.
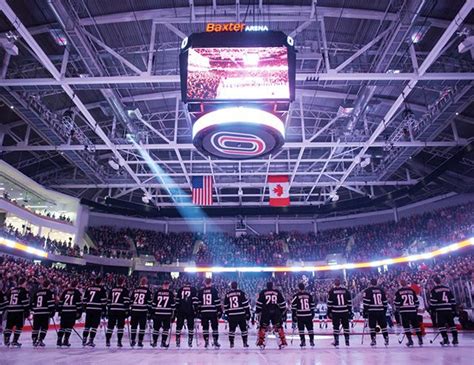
[268,175,290,207]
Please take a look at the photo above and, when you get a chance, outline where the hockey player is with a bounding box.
[82,277,107,347]
[429,276,458,346]
[224,281,251,348]
[394,279,422,347]
[30,279,55,347]
[130,277,152,348]
[327,278,352,347]
[255,282,287,349]
[363,278,389,346]
[197,277,222,348]
[0,289,7,318]
[4,277,30,347]
[175,281,199,347]
[151,280,175,348]
[106,276,130,347]
[57,280,82,347]
[291,282,315,348]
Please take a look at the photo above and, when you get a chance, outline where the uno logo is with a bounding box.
[211,132,265,156]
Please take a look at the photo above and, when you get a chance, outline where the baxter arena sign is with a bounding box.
[205,23,269,32]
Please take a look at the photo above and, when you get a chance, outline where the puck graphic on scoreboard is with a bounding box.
[192,107,285,160]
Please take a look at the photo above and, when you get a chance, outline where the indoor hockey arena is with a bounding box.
[0,0,473,364]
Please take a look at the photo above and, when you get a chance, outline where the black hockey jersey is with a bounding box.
[291,291,316,318]
[152,289,176,316]
[31,288,55,315]
[108,287,130,314]
[130,286,152,314]
[327,287,352,314]
[363,286,387,313]
[59,288,82,315]
[197,287,221,315]
[255,289,286,315]
[0,291,7,314]
[176,285,199,315]
[429,285,456,312]
[83,285,107,312]
[7,286,29,313]
[224,289,250,318]
[394,287,419,314]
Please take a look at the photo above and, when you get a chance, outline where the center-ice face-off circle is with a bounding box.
[192,107,285,159]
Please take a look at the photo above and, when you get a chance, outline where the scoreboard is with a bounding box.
[180,28,296,160]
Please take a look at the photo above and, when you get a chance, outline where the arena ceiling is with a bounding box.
[0,0,473,217]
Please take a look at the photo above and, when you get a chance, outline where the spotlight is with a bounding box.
[49,28,68,46]
[127,108,142,119]
[238,187,243,196]
[458,35,474,58]
[410,25,429,44]
[142,193,152,204]
[329,192,339,202]
[360,157,371,168]
[108,159,120,171]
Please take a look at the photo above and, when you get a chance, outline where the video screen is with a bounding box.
[186,47,289,101]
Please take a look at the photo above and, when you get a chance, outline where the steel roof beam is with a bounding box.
[326,0,474,201]
[0,0,147,194]
[51,179,416,189]
[1,140,467,152]
[1,72,473,87]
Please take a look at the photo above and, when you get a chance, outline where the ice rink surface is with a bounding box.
[1,327,473,365]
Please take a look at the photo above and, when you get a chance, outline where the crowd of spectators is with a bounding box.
[1,202,473,266]
[87,226,134,259]
[133,230,195,264]
[1,225,80,257]
[1,192,73,224]
[0,254,138,296]
[0,251,471,320]
[285,202,474,262]
[195,232,287,266]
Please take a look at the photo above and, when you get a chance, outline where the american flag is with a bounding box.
[192,176,213,206]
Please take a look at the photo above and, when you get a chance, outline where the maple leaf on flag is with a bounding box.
[273,184,284,197]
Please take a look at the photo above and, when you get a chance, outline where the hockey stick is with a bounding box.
[148,319,153,341]
[101,319,108,339]
[72,326,83,341]
[166,317,173,347]
[361,319,367,345]
[429,331,441,344]
[194,319,199,347]
[27,317,35,344]
[126,320,131,346]
[398,333,405,344]
[290,323,296,345]
[51,317,59,335]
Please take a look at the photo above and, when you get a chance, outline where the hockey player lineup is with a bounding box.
[1,275,460,350]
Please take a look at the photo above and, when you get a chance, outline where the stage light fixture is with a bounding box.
[360,157,371,168]
[108,159,120,171]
